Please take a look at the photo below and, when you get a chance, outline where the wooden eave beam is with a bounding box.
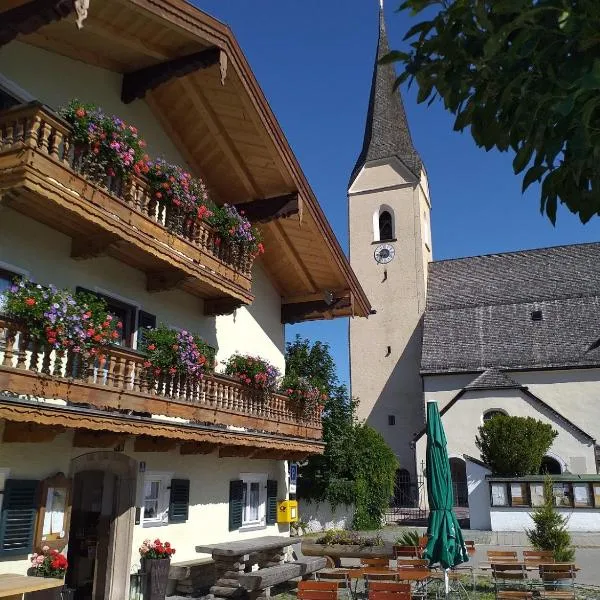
[281,297,352,324]
[218,445,256,458]
[71,233,123,260]
[204,297,244,316]
[73,430,128,448]
[2,420,65,443]
[122,47,222,104]
[234,193,299,224]
[134,436,178,452]
[0,0,73,47]
[146,269,192,293]
[180,441,217,455]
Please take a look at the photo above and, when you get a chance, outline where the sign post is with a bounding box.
[289,463,298,495]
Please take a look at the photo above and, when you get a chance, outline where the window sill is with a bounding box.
[142,520,168,528]
[371,239,397,245]
[239,522,267,533]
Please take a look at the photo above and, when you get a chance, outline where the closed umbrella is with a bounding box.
[422,400,469,595]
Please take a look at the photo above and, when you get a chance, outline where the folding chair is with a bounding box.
[315,569,352,600]
[396,559,429,569]
[523,550,554,568]
[298,580,339,600]
[492,563,529,600]
[464,540,476,556]
[488,550,519,563]
[368,581,411,600]
[539,564,576,600]
[393,545,420,559]
[361,558,391,568]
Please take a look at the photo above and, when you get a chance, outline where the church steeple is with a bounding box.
[349,5,422,186]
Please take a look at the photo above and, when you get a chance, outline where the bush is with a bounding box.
[526,478,575,562]
[315,530,383,547]
[475,415,557,476]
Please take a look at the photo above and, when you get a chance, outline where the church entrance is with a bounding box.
[449,458,468,507]
[540,456,562,475]
[393,469,413,507]
[66,452,137,600]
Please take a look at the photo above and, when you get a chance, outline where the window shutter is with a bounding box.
[168,479,190,523]
[0,479,39,556]
[266,480,278,525]
[229,480,244,531]
[137,311,156,349]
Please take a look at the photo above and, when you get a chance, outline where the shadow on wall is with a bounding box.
[363,322,425,480]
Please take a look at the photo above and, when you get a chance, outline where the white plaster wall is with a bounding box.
[466,460,492,531]
[0,41,185,166]
[428,389,596,474]
[0,430,290,574]
[423,373,474,411]
[0,208,285,372]
[298,500,355,533]
[348,159,429,478]
[490,507,600,532]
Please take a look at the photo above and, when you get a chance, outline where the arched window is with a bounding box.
[379,211,393,241]
[483,409,507,423]
[540,456,562,475]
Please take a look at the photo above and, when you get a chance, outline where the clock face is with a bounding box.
[374,243,395,264]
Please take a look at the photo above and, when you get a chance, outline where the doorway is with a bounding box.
[67,453,137,600]
[449,457,468,507]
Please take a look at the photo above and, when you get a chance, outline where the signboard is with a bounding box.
[289,463,298,495]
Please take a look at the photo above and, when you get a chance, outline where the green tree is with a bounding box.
[386,0,600,223]
[475,415,557,476]
[288,336,397,529]
[526,477,575,562]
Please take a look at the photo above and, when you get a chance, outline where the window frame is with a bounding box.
[239,472,267,530]
[482,409,508,424]
[141,471,173,527]
[378,211,394,242]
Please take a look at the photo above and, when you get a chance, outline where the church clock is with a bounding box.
[374,243,395,264]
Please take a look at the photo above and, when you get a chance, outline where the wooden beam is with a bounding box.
[180,441,217,455]
[203,297,245,316]
[0,0,73,46]
[283,290,350,305]
[218,445,255,458]
[2,420,64,443]
[281,297,352,324]
[180,78,261,198]
[134,436,178,452]
[71,233,122,260]
[72,430,128,448]
[269,220,316,292]
[234,193,298,224]
[122,47,223,104]
[146,269,192,292]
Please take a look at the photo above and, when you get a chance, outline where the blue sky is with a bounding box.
[196,1,600,387]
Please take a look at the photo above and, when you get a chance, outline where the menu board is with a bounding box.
[573,483,592,508]
[491,482,508,506]
[510,482,528,506]
[530,483,545,507]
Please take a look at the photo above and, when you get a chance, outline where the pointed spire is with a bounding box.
[349,4,422,186]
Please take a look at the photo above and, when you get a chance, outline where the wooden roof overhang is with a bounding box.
[0,397,323,458]
[0,0,371,323]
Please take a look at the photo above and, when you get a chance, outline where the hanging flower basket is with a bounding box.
[223,353,280,400]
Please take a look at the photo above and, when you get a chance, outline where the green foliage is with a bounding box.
[388,0,600,223]
[289,336,398,529]
[315,529,383,547]
[526,477,575,562]
[223,354,280,398]
[395,530,421,547]
[475,415,557,476]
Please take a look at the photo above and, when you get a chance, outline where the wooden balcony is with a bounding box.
[0,103,253,311]
[0,319,322,444]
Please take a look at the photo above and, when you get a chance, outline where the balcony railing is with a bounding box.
[0,103,253,305]
[0,318,322,441]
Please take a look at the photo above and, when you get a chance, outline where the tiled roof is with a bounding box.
[464,369,523,390]
[422,243,600,373]
[349,8,421,187]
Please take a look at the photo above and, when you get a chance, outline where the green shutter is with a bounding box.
[0,479,39,556]
[168,479,190,523]
[229,480,243,530]
[266,480,278,525]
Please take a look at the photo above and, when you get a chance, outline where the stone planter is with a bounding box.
[141,558,171,600]
[300,542,393,567]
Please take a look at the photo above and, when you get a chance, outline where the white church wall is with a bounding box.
[423,373,474,411]
[298,500,355,533]
[490,507,600,532]
[465,459,492,530]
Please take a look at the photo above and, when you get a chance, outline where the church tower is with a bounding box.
[348,5,432,488]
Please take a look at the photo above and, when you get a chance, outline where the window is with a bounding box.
[0,268,19,314]
[531,310,543,321]
[142,472,172,526]
[510,482,528,506]
[491,482,508,507]
[483,409,507,423]
[388,415,396,426]
[379,211,393,241]
[240,473,267,529]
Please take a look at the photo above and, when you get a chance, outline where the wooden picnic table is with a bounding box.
[197,536,294,600]
[0,574,64,600]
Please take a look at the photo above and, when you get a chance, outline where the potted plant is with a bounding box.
[223,353,280,400]
[28,547,72,600]
[139,538,176,600]
[282,375,327,421]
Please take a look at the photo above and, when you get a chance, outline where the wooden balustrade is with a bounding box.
[0,102,253,277]
[0,319,323,438]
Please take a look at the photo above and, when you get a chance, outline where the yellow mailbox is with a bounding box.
[277,500,298,523]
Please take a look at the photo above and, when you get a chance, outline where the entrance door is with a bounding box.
[67,470,118,600]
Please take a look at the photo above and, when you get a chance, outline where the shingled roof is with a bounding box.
[421,243,600,373]
[464,369,522,390]
[349,8,422,187]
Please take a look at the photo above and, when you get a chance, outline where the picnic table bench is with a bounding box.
[198,536,326,600]
[0,574,64,600]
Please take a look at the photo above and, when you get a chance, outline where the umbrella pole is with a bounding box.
[444,569,449,597]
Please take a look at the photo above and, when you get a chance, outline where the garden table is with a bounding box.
[0,574,64,600]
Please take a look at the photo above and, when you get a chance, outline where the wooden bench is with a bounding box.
[167,557,215,596]
[238,557,327,599]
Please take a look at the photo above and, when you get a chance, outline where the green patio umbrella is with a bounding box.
[422,400,469,593]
